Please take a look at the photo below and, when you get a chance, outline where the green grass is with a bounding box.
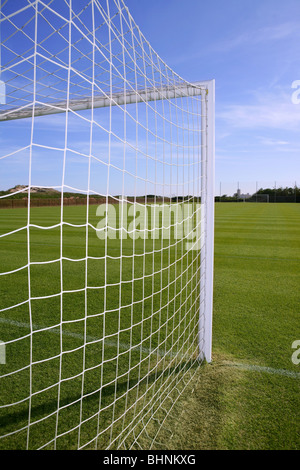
[0,202,299,450]
[161,203,300,450]
[214,203,300,369]
[0,203,201,450]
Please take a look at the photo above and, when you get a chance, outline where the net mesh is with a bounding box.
[0,0,211,450]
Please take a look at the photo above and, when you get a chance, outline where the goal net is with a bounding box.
[0,0,215,450]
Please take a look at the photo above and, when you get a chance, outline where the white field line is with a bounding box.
[1,317,299,379]
[222,361,300,379]
[0,317,177,359]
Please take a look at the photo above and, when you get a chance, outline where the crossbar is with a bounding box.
[0,81,207,122]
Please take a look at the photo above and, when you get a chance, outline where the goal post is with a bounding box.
[0,75,215,360]
[200,80,215,364]
[0,0,215,450]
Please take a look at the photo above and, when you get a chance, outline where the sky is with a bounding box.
[126,0,300,196]
[0,0,300,197]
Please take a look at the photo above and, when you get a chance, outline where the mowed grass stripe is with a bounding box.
[156,203,300,451]
[1,202,299,450]
[213,203,300,371]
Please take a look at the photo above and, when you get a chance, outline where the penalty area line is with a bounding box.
[2,317,298,378]
[0,316,181,360]
[222,361,300,379]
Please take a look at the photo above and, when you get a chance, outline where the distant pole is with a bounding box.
[256,181,258,203]
[274,181,277,203]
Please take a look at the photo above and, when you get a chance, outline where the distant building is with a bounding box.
[236,189,251,200]
[240,193,251,200]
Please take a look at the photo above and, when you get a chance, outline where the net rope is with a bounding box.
[0,0,209,450]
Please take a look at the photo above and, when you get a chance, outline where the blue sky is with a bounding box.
[1,0,299,197]
[126,0,300,195]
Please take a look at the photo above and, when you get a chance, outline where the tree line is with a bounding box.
[216,186,300,203]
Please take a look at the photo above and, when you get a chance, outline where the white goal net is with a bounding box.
[0,0,215,450]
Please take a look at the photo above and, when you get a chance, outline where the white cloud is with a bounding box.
[217,89,300,131]
[259,138,289,146]
[216,22,300,53]
[170,20,300,66]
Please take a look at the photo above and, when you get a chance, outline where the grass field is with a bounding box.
[0,201,202,450]
[0,202,299,450]
[162,202,300,450]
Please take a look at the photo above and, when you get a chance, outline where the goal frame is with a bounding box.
[0,0,219,450]
[0,78,215,363]
[199,79,215,363]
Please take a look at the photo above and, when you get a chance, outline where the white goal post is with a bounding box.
[0,0,215,450]
[0,81,210,121]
